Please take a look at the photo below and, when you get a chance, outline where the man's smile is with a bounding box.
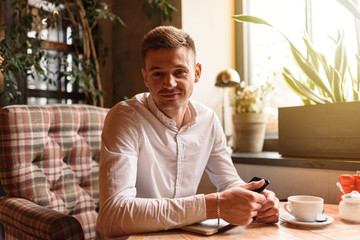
[159,90,183,99]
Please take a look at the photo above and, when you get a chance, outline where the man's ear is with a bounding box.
[142,68,149,87]
[194,63,202,83]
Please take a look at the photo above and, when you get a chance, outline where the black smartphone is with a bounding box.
[249,177,270,193]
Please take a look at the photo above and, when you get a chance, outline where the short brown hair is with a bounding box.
[141,26,196,60]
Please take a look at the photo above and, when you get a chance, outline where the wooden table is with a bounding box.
[128,203,360,240]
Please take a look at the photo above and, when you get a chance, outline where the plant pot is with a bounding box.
[232,113,268,152]
[279,101,360,158]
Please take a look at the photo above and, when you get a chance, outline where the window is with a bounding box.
[26,0,84,105]
[0,0,90,107]
[237,0,360,134]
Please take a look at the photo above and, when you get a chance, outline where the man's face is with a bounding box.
[142,47,201,115]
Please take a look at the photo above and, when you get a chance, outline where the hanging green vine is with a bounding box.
[0,0,125,106]
[0,0,176,106]
[142,0,177,21]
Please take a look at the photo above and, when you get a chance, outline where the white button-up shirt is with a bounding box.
[96,93,244,238]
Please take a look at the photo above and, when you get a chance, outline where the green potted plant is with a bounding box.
[231,81,273,152]
[232,0,360,158]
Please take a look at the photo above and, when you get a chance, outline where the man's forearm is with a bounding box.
[97,194,207,237]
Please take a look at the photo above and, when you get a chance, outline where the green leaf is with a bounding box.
[163,5,168,16]
[233,14,296,46]
[334,32,346,71]
[336,0,360,20]
[319,53,334,88]
[303,32,319,71]
[283,68,331,104]
[115,15,126,26]
[289,44,334,101]
[282,69,308,99]
[232,15,273,27]
[335,32,348,82]
[330,66,343,102]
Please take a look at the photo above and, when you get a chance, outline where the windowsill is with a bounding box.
[232,151,360,171]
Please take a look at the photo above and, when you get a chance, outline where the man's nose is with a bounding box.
[163,74,177,88]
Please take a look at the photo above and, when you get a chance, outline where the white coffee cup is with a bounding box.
[284,195,324,222]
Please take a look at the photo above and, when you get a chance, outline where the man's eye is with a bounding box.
[152,72,163,77]
[174,70,186,77]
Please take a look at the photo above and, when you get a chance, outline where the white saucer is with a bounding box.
[280,210,334,228]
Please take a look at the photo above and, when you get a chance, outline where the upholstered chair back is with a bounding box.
[0,104,108,240]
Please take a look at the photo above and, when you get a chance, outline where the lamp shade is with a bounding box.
[215,69,240,88]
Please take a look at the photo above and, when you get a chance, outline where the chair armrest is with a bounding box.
[0,196,84,240]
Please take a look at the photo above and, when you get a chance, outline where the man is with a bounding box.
[96,26,279,239]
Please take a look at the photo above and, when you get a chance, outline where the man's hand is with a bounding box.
[221,180,267,226]
[254,189,279,224]
[240,180,279,223]
[205,180,279,226]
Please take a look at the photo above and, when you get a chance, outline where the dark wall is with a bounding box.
[99,0,182,108]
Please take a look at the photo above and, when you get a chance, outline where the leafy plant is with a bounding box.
[142,0,177,21]
[0,0,125,106]
[233,0,360,105]
[0,0,176,107]
[231,81,274,114]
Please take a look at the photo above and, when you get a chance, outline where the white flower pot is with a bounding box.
[232,113,268,152]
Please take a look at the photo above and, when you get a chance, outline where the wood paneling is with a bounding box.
[101,0,181,107]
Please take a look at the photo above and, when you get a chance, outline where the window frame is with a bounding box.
[234,0,314,150]
[0,1,85,107]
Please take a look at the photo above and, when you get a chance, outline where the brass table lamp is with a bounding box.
[215,69,240,133]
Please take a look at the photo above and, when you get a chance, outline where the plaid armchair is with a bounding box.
[0,104,108,240]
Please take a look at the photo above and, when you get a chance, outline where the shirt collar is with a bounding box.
[146,94,197,132]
